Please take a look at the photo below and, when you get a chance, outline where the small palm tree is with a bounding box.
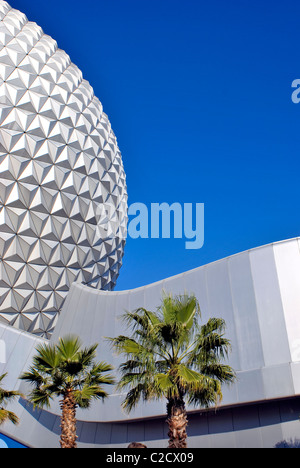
[0,373,23,426]
[110,292,236,448]
[20,335,115,448]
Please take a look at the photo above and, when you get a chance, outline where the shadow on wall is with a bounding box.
[18,396,300,448]
[19,398,61,436]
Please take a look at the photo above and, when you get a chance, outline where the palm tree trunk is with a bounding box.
[166,397,188,448]
[60,388,77,448]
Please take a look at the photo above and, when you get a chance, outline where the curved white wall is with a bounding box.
[2,237,300,447]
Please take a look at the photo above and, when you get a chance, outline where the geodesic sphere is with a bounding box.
[0,1,128,337]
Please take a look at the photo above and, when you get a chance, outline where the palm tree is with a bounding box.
[110,292,236,448]
[20,335,115,448]
[0,373,23,426]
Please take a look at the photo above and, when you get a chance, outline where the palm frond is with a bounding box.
[176,364,202,386]
[85,365,115,387]
[32,343,60,372]
[154,373,176,396]
[0,373,24,405]
[0,408,19,426]
[200,363,236,383]
[186,318,233,368]
[0,373,8,384]
[20,335,114,412]
[74,385,109,408]
[110,336,154,365]
[175,294,200,329]
[89,361,114,375]
[112,292,235,417]
[187,377,223,408]
[57,335,82,362]
[0,388,23,403]
[20,367,49,387]
[160,292,178,324]
[77,344,98,368]
[121,383,148,412]
[117,370,151,391]
[27,387,54,409]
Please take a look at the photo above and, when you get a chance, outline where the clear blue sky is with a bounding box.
[10,0,300,290]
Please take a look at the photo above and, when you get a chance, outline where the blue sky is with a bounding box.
[10,0,300,290]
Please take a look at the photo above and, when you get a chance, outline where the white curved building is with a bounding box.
[1,238,300,448]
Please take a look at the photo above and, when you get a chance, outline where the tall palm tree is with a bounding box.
[0,373,23,426]
[20,335,115,448]
[110,292,236,448]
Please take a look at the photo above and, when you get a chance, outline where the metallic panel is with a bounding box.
[228,252,264,371]
[249,244,291,366]
[273,240,300,362]
[205,260,241,371]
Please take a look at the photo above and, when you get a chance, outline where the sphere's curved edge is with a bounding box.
[0,1,128,338]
